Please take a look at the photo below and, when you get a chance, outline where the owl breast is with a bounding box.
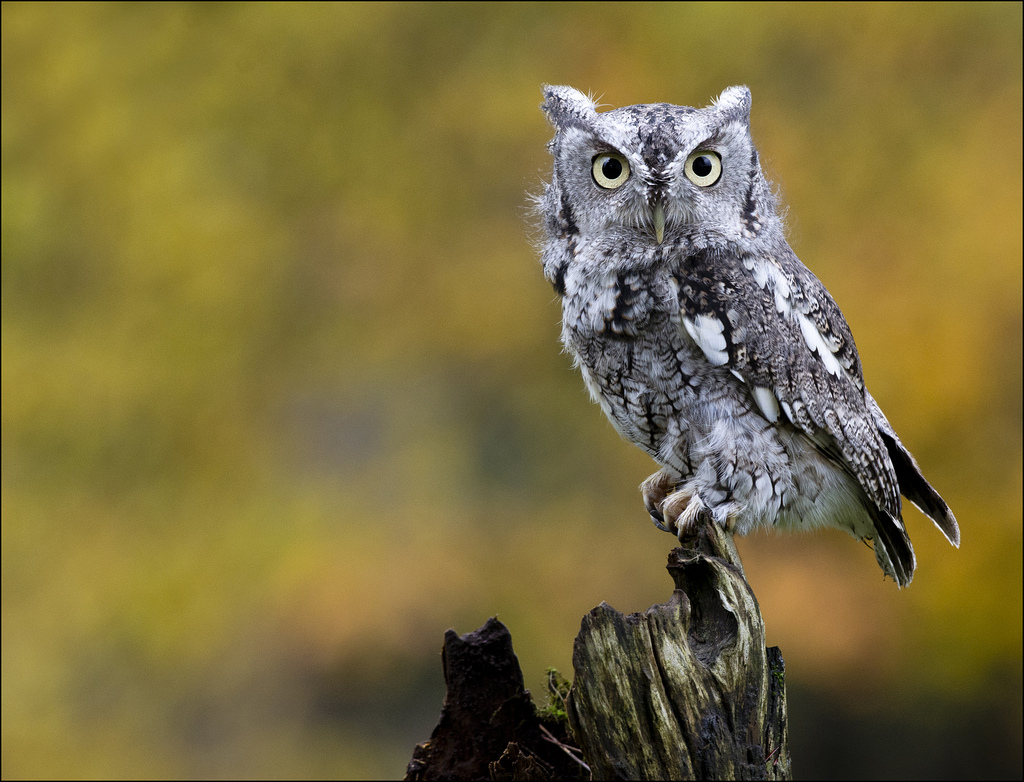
[560,256,706,470]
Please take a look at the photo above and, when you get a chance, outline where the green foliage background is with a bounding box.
[3,3,1021,778]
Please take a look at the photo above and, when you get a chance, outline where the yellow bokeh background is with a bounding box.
[3,3,1021,778]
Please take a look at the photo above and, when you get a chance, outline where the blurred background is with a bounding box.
[2,3,1021,779]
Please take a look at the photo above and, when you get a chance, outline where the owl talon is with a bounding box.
[648,506,670,533]
[676,495,715,541]
[641,470,713,537]
[641,470,679,531]
[658,489,715,540]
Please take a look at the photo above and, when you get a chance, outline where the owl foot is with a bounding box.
[661,489,715,541]
[641,470,715,538]
[641,470,680,532]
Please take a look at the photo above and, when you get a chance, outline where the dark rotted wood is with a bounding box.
[404,617,587,781]
[566,522,790,780]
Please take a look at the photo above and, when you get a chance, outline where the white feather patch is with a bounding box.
[773,289,789,316]
[753,385,780,423]
[750,262,769,289]
[683,314,729,366]
[746,259,848,378]
[765,263,792,315]
[769,265,791,299]
[797,313,843,377]
[747,259,793,315]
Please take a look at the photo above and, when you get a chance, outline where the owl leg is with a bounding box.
[640,469,680,532]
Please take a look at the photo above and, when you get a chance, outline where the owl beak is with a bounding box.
[652,201,666,244]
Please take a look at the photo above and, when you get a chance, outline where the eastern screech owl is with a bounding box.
[536,85,958,586]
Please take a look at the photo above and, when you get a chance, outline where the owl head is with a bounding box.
[539,85,779,257]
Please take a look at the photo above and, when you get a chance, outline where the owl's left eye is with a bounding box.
[684,150,722,187]
[592,153,631,189]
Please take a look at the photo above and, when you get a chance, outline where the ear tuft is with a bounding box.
[541,85,597,129]
[713,85,752,122]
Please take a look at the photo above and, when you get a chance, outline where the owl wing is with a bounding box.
[674,242,959,582]
[673,244,904,522]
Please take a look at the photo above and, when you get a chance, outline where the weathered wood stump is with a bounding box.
[568,523,790,780]
[407,523,789,780]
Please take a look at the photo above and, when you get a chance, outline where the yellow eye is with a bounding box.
[684,150,722,187]
[592,152,631,189]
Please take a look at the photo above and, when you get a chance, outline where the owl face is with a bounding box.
[542,85,767,251]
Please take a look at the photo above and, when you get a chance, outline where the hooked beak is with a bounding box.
[651,201,666,245]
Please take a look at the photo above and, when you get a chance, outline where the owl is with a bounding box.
[536,85,959,586]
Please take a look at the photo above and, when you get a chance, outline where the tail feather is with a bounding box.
[873,508,916,588]
[865,392,960,549]
[879,430,960,548]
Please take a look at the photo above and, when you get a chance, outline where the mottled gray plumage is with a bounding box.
[536,85,959,586]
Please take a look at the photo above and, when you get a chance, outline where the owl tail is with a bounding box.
[873,508,916,588]
[865,392,961,549]
[879,430,961,549]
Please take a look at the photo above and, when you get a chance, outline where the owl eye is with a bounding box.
[684,150,722,187]
[592,153,631,189]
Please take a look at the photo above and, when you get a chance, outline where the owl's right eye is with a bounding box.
[592,153,631,189]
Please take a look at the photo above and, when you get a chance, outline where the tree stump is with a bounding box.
[567,523,790,780]
[407,523,789,780]
[405,617,589,781]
